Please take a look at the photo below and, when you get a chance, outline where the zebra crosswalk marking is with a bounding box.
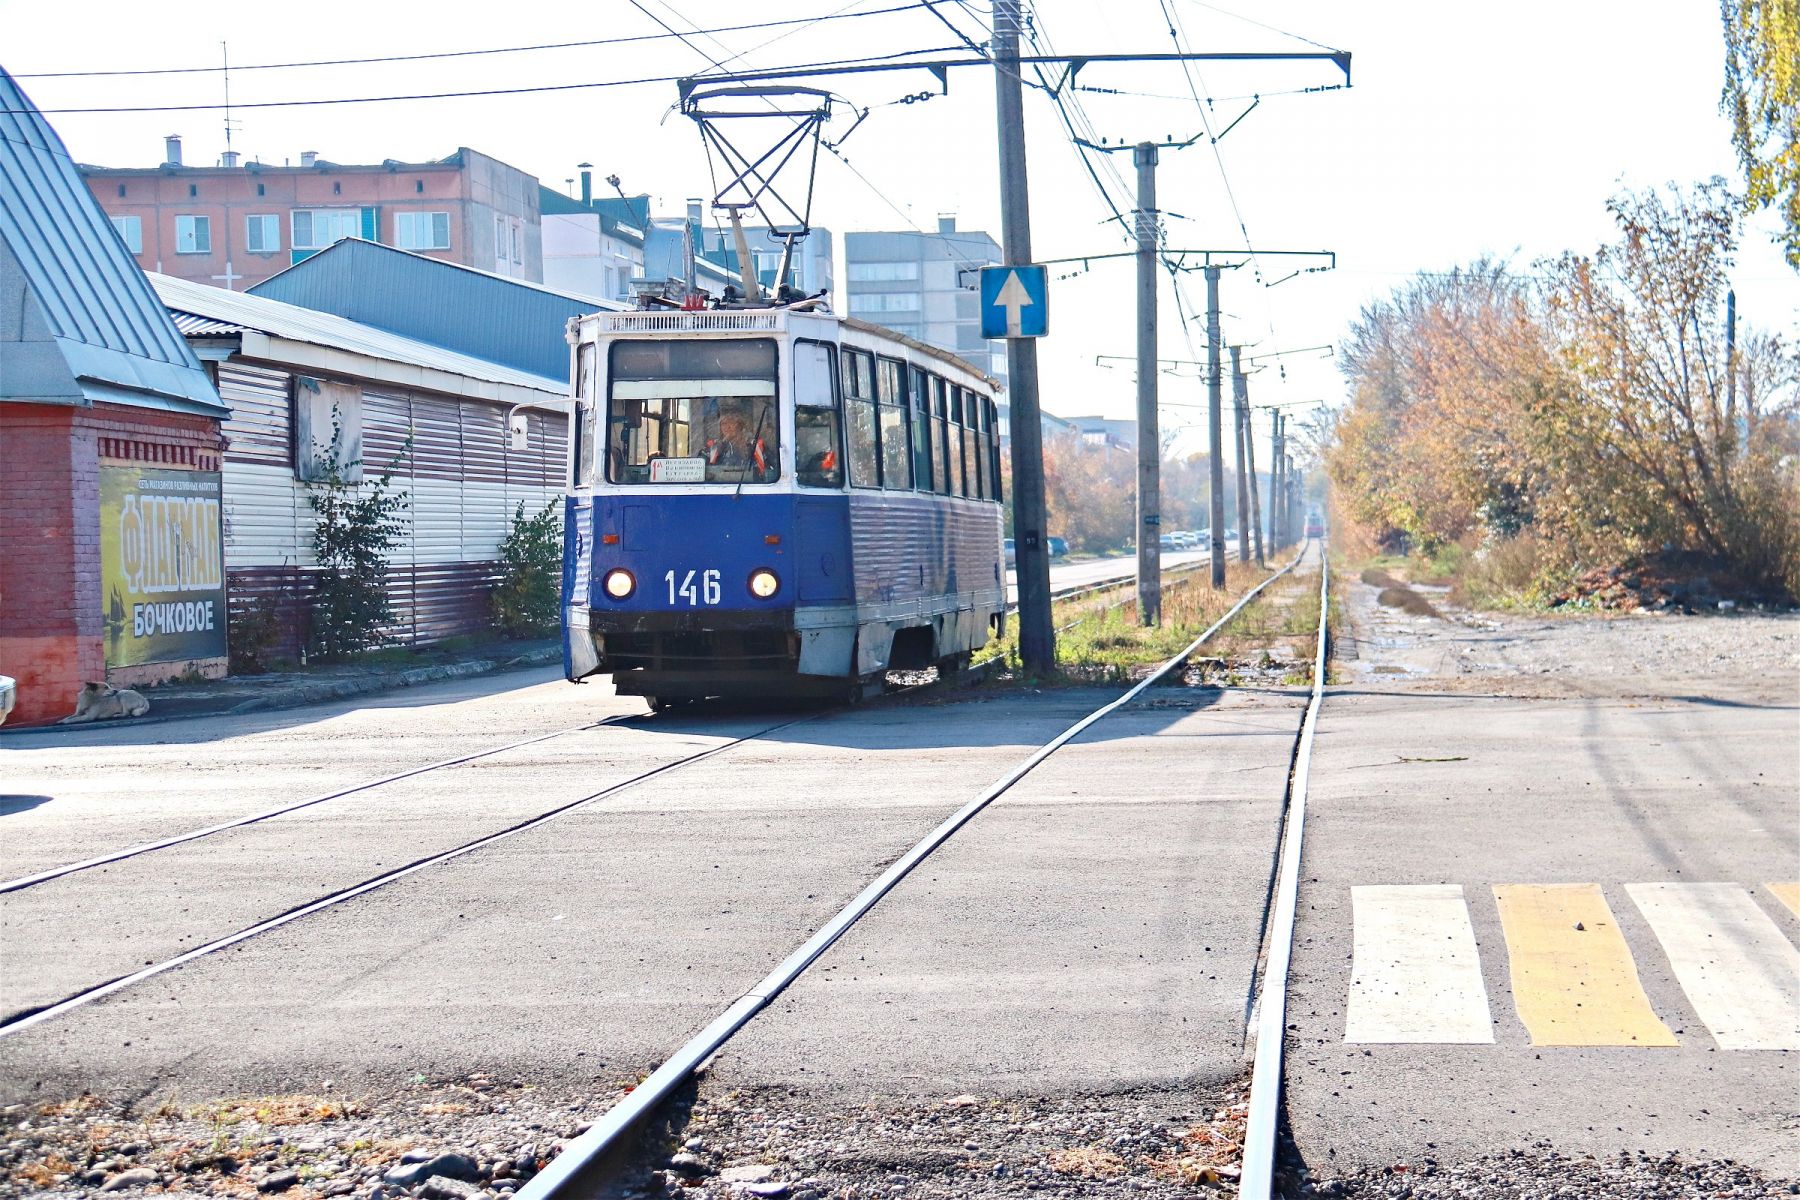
[1492,883,1677,1047]
[1769,882,1800,921]
[1345,884,1493,1044]
[1626,882,1800,1051]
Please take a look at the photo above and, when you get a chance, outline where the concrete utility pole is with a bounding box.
[1205,266,1226,586]
[993,0,1054,671]
[1244,400,1265,565]
[1269,412,1284,552]
[1230,346,1251,568]
[1134,142,1162,626]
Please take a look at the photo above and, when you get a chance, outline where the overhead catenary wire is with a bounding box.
[11,3,938,79]
[5,47,971,115]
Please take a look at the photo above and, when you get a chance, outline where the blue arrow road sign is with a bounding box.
[979,264,1049,339]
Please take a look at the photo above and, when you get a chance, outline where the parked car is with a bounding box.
[0,674,14,726]
[1047,536,1068,558]
[1003,537,1016,567]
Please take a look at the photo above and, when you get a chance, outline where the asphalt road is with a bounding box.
[1007,549,1211,606]
[1282,575,1800,1180]
[0,661,1302,1106]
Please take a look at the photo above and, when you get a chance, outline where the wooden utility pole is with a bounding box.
[993,0,1053,670]
[1134,142,1162,625]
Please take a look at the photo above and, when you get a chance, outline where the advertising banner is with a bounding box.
[100,466,227,667]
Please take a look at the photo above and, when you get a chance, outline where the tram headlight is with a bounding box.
[602,568,636,600]
[747,568,781,600]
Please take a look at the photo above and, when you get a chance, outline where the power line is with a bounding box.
[1176,0,1343,53]
[7,47,968,115]
[12,4,934,79]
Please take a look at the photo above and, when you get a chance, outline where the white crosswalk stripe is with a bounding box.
[1341,881,1800,1050]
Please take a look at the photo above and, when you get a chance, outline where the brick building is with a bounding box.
[80,141,542,292]
[1,67,228,725]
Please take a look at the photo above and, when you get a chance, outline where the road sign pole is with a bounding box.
[1230,346,1251,568]
[993,0,1053,671]
[1134,142,1162,627]
[1205,265,1226,587]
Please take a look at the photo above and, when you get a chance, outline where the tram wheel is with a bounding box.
[647,696,676,713]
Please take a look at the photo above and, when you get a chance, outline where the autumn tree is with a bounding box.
[1540,179,1800,589]
[1721,0,1800,268]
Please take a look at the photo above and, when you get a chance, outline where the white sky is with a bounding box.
[7,0,1795,466]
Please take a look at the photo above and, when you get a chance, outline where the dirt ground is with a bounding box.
[1336,568,1799,705]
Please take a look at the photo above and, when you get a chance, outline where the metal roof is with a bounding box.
[0,65,223,414]
[250,238,623,381]
[151,274,565,396]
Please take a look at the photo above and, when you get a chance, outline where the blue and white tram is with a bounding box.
[560,304,1007,706]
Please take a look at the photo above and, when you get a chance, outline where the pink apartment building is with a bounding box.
[80,139,542,291]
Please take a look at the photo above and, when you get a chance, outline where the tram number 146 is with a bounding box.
[666,569,722,607]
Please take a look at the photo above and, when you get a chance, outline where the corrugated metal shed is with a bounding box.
[152,274,565,396]
[249,237,624,383]
[0,65,222,414]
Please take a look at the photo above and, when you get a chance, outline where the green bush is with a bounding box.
[306,437,409,661]
[492,501,562,637]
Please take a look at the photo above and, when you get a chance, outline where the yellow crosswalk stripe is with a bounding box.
[1769,883,1800,921]
[1492,883,1678,1047]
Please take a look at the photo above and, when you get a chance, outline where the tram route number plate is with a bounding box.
[650,456,707,483]
[666,569,722,607]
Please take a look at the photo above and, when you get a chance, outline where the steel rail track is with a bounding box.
[0,712,827,1039]
[0,716,630,896]
[1239,540,1331,1200]
[514,549,1306,1200]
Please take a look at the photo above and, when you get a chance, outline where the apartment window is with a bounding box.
[495,215,507,266]
[111,215,142,254]
[245,214,281,253]
[174,215,211,254]
[847,261,919,282]
[395,210,450,250]
[847,293,921,314]
[291,208,360,250]
[510,220,523,263]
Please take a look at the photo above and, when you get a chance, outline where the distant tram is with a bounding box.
[560,303,1006,708]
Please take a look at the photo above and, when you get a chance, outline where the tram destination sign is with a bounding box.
[979,265,1049,339]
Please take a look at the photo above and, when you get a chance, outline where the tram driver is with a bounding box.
[705,402,776,482]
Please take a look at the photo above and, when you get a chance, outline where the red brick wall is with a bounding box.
[0,401,224,725]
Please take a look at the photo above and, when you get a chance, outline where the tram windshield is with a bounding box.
[606,339,780,484]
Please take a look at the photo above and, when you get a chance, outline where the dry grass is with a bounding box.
[1144,1098,1248,1187]
[1044,1145,1129,1179]
[11,1153,76,1188]
[192,1095,363,1126]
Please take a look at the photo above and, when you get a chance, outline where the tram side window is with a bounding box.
[574,342,597,486]
[876,357,911,490]
[909,368,933,490]
[794,340,843,488]
[945,388,965,498]
[842,348,880,488]
[959,388,981,498]
[931,378,951,495]
[986,399,1003,503]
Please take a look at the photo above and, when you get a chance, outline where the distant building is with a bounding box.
[844,216,1004,383]
[248,237,623,384]
[154,276,567,661]
[81,141,542,292]
[1,67,229,724]
[697,221,834,302]
[541,179,650,302]
[1063,415,1137,452]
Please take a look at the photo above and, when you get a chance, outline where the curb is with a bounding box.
[1,647,563,735]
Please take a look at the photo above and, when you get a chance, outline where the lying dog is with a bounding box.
[60,681,150,724]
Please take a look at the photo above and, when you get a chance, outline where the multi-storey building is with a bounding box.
[843,216,1004,383]
[80,139,542,291]
[697,221,835,302]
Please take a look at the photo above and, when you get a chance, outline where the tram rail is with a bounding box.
[515,546,1314,1200]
